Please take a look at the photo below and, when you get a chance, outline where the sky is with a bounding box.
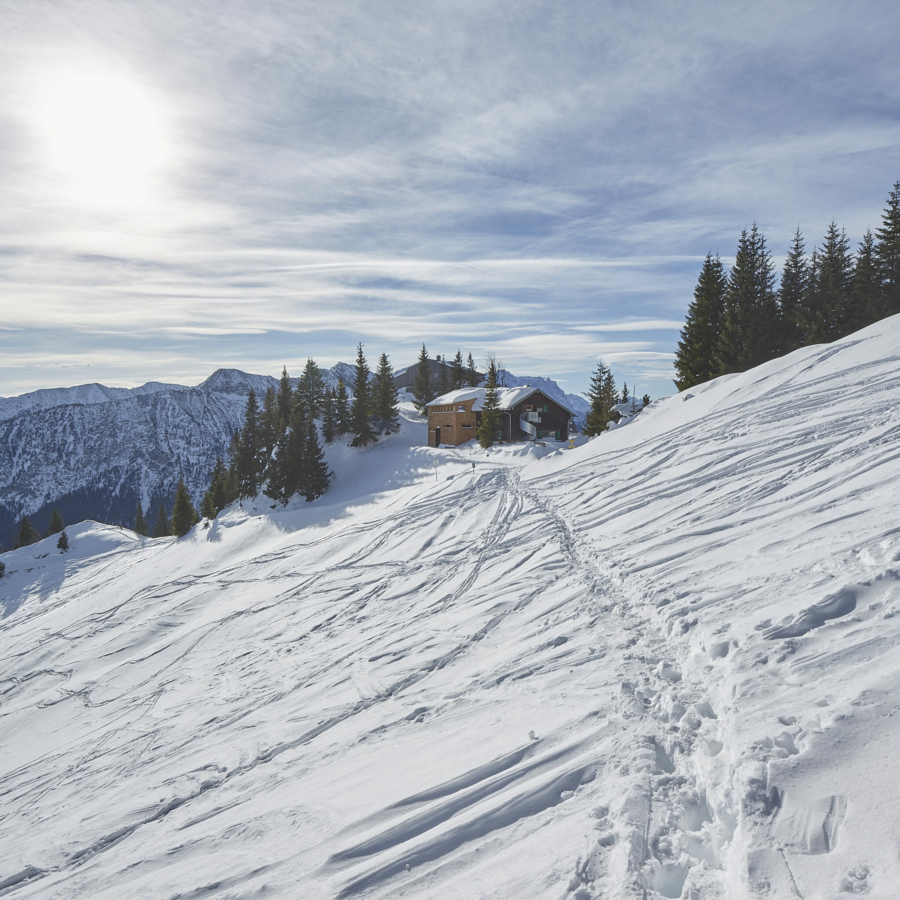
[1,0,899,401]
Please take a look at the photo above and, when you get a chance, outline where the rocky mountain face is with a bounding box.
[0,364,587,548]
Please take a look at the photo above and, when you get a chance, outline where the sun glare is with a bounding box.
[36,65,170,210]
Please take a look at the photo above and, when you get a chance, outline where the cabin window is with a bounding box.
[543,404,548,412]
[458,405,465,411]
[526,404,533,411]
[462,424,472,429]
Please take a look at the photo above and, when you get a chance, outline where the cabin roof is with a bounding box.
[426,386,575,415]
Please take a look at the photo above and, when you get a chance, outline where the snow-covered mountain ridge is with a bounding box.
[2,316,899,898]
[0,364,584,547]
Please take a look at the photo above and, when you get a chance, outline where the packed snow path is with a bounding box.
[2,317,900,899]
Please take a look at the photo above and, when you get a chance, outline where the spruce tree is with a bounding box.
[850,229,880,334]
[202,457,228,520]
[153,504,169,538]
[874,181,900,318]
[260,386,279,460]
[620,382,629,404]
[335,378,351,435]
[715,224,779,375]
[466,352,479,386]
[583,361,612,436]
[0,561,5,578]
[171,478,199,537]
[778,228,809,353]
[57,530,69,553]
[264,426,294,505]
[350,343,378,447]
[477,358,502,449]
[413,344,433,415]
[674,252,727,391]
[322,387,337,443]
[451,350,465,390]
[436,355,449,398]
[134,503,148,536]
[300,358,325,419]
[46,508,65,537]
[237,389,263,497]
[807,220,853,342]
[303,412,331,501]
[13,516,40,549]
[642,393,651,408]
[372,352,400,434]
[277,366,292,429]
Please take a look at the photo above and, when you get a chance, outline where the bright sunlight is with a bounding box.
[35,64,169,211]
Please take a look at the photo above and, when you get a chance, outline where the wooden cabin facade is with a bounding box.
[426,387,574,448]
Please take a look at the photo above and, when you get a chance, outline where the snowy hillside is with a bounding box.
[2,317,900,899]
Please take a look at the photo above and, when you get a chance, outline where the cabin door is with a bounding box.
[435,426,441,446]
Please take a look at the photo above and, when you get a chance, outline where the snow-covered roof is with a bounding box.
[426,386,576,415]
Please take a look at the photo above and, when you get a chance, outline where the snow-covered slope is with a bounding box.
[2,318,899,899]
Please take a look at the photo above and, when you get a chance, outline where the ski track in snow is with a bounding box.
[2,318,900,898]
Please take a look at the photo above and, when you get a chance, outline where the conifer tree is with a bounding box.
[236,389,264,497]
[277,366,292,429]
[260,386,279,460]
[413,344,433,415]
[806,220,853,343]
[715,224,779,375]
[466,352,479,386]
[874,181,900,318]
[134,503,148,536]
[57,530,69,553]
[299,358,325,419]
[620,382,629,405]
[674,252,727,391]
[372,352,400,434]
[778,229,809,353]
[849,229,880,335]
[46,508,65,537]
[477,358,502,449]
[436,355,449,398]
[13,516,40,549]
[350,343,378,447]
[201,457,228,519]
[642,394,651,408]
[583,361,613,437]
[153,504,169,538]
[321,387,337,443]
[264,426,294,505]
[451,350,465,390]
[171,478,199,537]
[303,412,331,501]
[335,378,352,435]
[0,560,5,578]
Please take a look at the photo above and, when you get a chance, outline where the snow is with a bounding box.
[428,385,576,414]
[2,316,900,898]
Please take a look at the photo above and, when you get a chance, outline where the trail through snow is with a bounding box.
[2,318,900,899]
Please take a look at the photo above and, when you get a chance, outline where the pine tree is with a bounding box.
[335,378,351,435]
[620,382,629,404]
[57,530,69,553]
[303,413,331,501]
[171,478,199,537]
[477,358,502,449]
[372,352,400,434]
[134,503,148,536]
[45,508,65,537]
[583,361,612,437]
[0,561,5,578]
[321,387,337,444]
[642,394,651,408]
[350,343,378,447]
[153,504,169,538]
[260,386,279,461]
[674,252,727,391]
[807,221,854,342]
[13,516,40,549]
[413,344,433,415]
[466,352,479,386]
[451,350,465,390]
[872,180,900,319]
[237,389,263,497]
[299,358,325,418]
[264,425,294,505]
[778,228,809,353]
[277,366,292,429]
[200,457,228,519]
[849,229,880,334]
[436,355,449,398]
[715,224,779,375]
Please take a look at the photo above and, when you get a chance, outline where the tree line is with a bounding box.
[675,181,900,391]
[412,346,481,414]
[582,361,650,437]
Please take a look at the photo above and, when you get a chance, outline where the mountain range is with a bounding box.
[0,365,588,548]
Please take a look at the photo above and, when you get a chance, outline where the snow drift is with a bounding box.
[2,316,900,899]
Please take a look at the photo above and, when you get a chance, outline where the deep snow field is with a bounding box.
[2,317,900,899]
